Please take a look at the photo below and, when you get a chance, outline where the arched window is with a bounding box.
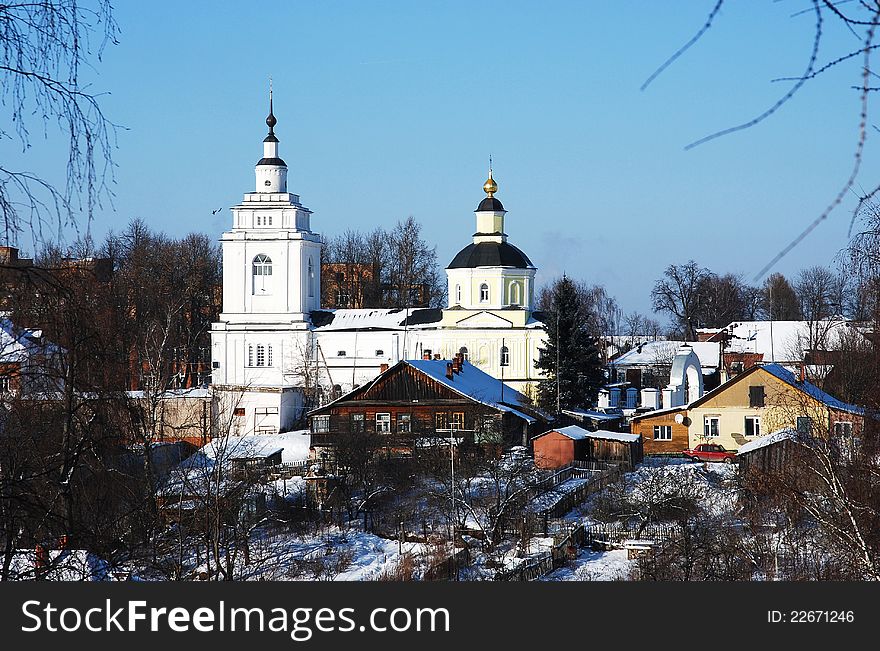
[247,345,254,367]
[256,345,266,367]
[455,284,461,305]
[308,257,315,298]
[510,282,521,306]
[479,283,489,303]
[459,346,469,361]
[252,254,273,294]
[500,345,510,367]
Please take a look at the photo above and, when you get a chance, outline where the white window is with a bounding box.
[313,416,330,433]
[252,254,272,294]
[308,257,315,298]
[479,283,489,302]
[0,376,10,393]
[267,345,273,367]
[744,416,761,437]
[704,416,720,438]
[450,412,465,430]
[653,425,672,440]
[376,413,391,433]
[247,345,254,367]
[256,345,266,367]
[834,421,853,437]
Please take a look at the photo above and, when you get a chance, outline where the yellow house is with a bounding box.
[686,363,864,451]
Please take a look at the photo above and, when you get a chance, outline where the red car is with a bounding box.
[683,443,737,463]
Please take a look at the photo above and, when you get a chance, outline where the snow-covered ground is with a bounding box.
[541,548,633,581]
[231,528,430,581]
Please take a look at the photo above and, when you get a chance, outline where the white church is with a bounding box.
[210,100,549,435]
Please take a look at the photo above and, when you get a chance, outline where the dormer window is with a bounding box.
[479,283,489,303]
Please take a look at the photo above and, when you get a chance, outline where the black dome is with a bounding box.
[447,241,533,269]
[476,196,505,212]
[257,157,287,167]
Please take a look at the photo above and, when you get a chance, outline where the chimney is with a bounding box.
[35,544,49,572]
[446,363,454,380]
[433,353,441,360]
[379,363,389,373]
[799,364,805,383]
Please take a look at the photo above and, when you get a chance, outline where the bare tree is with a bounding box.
[1,1,118,243]
[650,260,712,340]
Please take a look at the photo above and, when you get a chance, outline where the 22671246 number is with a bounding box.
[768,610,855,624]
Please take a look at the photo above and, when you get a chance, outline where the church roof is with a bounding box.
[447,241,534,269]
[476,196,505,212]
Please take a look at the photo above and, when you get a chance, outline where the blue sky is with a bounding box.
[4,1,878,316]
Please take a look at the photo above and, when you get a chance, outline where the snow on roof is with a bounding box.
[737,428,797,455]
[405,359,540,423]
[719,320,850,361]
[547,425,591,440]
[630,405,688,421]
[0,316,60,362]
[562,408,622,421]
[310,308,442,331]
[537,425,640,443]
[125,387,212,400]
[761,363,864,415]
[611,340,720,371]
[583,428,641,443]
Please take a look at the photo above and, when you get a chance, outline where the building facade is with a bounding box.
[211,101,548,436]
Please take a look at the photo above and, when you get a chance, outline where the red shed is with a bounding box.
[532,426,590,469]
[533,425,643,470]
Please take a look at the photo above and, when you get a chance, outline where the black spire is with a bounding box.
[264,81,278,143]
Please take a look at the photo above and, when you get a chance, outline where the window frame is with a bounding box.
[313,415,330,433]
[749,385,765,408]
[376,412,391,433]
[479,283,489,303]
[704,416,720,438]
[653,425,672,441]
[744,415,761,437]
[397,413,411,433]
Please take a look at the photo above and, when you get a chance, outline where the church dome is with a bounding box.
[476,196,505,212]
[447,241,533,269]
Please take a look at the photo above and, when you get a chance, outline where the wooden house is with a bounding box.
[307,357,548,459]
[532,425,642,470]
[629,406,690,455]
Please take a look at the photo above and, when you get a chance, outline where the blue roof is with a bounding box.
[406,359,540,423]
[761,363,864,416]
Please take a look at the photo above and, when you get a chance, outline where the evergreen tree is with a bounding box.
[534,275,605,412]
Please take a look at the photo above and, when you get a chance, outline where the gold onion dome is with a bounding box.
[483,170,497,197]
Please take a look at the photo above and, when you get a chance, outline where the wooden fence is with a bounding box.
[584,522,680,546]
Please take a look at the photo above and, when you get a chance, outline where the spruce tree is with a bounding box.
[534,275,605,413]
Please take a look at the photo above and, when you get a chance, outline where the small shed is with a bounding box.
[532,426,591,469]
[582,429,643,469]
[736,428,798,475]
[532,425,643,469]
